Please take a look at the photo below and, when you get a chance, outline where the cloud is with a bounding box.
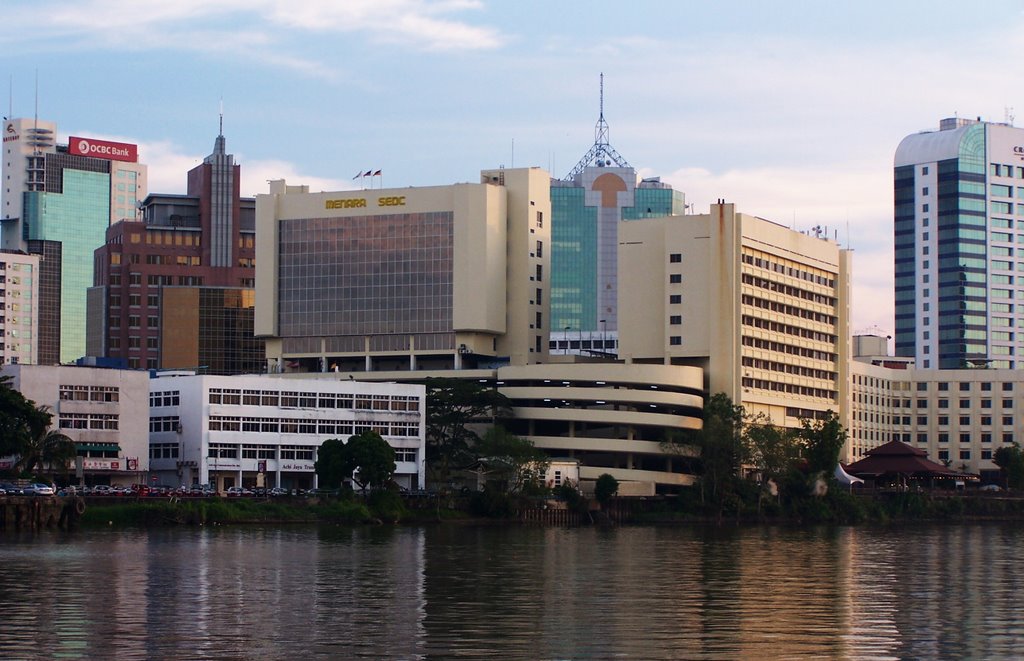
[0,0,505,59]
[654,162,896,333]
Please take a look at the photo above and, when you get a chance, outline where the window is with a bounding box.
[669,274,682,284]
[937,399,948,408]
[535,240,543,258]
[669,336,682,346]
[960,450,971,460]
[535,264,542,282]
[669,315,681,325]
[669,294,681,304]
[669,253,681,263]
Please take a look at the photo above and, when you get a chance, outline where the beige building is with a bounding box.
[0,364,150,485]
[0,251,40,365]
[618,202,852,431]
[256,168,551,373]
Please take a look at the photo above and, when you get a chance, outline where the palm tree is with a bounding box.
[15,405,76,478]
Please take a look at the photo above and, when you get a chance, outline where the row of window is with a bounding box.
[742,294,836,326]
[111,253,202,267]
[201,443,417,463]
[109,273,206,287]
[740,377,837,401]
[58,385,120,402]
[151,443,180,459]
[742,314,837,345]
[741,356,836,382]
[59,413,120,430]
[150,391,180,408]
[741,274,836,307]
[150,416,180,433]
[207,388,420,412]
[207,415,419,437]
[741,335,836,363]
[741,253,836,288]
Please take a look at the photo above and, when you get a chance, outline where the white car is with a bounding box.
[24,483,55,496]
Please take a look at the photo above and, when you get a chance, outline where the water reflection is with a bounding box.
[0,524,1023,659]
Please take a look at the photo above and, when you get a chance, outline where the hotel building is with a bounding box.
[1,118,148,363]
[617,202,853,430]
[88,129,263,374]
[894,117,1024,369]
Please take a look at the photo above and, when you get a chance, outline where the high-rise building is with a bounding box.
[894,117,1024,369]
[256,168,552,373]
[549,76,684,356]
[618,202,853,430]
[2,118,147,363]
[0,250,41,365]
[88,128,262,374]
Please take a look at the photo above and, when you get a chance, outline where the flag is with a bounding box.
[373,170,382,176]
[364,169,373,177]
[353,171,363,179]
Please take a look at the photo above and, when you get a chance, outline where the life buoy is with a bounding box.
[74,498,86,515]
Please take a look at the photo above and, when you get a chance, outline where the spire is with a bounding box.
[563,72,632,180]
[211,100,226,157]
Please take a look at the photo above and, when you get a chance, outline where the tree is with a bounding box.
[0,375,47,461]
[14,406,76,478]
[474,426,549,495]
[691,393,748,508]
[345,430,396,491]
[314,438,356,490]
[746,414,800,486]
[796,411,848,478]
[994,443,1024,489]
[425,378,512,488]
[594,473,619,509]
[315,431,396,491]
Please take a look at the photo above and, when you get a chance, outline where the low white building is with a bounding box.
[148,373,426,491]
[0,364,150,485]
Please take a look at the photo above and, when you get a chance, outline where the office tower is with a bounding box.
[618,202,852,429]
[88,127,263,374]
[549,76,684,356]
[2,118,147,363]
[894,116,1024,369]
[255,167,551,373]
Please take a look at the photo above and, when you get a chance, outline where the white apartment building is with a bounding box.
[149,374,426,491]
[0,251,40,365]
[0,364,150,484]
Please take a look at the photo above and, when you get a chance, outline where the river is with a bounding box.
[0,523,1021,660]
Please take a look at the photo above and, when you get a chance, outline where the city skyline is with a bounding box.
[5,0,1024,335]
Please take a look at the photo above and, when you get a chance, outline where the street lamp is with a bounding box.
[564,326,571,355]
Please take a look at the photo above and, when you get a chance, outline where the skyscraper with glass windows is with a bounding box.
[549,78,683,356]
[894,117,1024,369]
[1,118,147,363]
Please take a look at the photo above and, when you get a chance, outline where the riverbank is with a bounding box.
[71,489,1024,530]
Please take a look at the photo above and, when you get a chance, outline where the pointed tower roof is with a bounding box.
[563,73,632,180]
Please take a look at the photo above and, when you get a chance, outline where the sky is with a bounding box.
[4,0,1024,337]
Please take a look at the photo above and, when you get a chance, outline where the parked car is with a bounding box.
[269,487,289,497]
[91,485,114,495]
[0,482,22,495]
[24,483,55,496]
[225,486,252,497]
[980,484,1004,492]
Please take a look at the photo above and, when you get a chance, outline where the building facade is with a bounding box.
[2,118,148,363]
[0,251,40,365]
[618,202,853,430]
[549,81,683,354]
[894,117,1024,369]
[0,364,150,485]
[88,131,262,373]
[148,374,426,491]
[256,168,552,374]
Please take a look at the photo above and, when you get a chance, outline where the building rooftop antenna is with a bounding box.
[563,72,632,180]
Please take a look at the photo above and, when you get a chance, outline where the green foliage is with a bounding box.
[676,393,748,510]
[367,490,408,522]
[746,415,800,485]
[0,377,53,467]
[475,426,549,495]
[468,484,519,517]
[425,378,512,487]
[796,411,848,477]
[315,431,396,491]
[16,406,76,478]
[994,443,1024,489]
[594,473,619,507]
[345,430,396,490]
[314,438,354,489]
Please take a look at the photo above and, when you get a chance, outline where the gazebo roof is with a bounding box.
[846,440,975,479]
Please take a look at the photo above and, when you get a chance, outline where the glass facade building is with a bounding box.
[895,118,1022,369]
[550,172,683,334]
[278,212,455,355]
[23,165,111,363]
